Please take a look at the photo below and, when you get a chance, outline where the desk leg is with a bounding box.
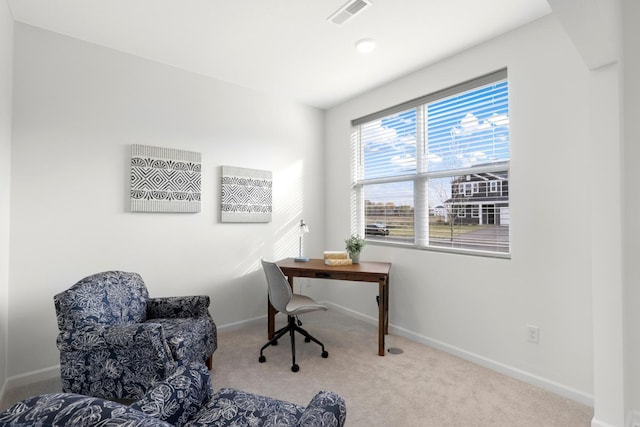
[378,280,386,356]
[384,276,390,335]
[268,298,276,340]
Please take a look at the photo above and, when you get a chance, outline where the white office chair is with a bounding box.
[259,259,329,372]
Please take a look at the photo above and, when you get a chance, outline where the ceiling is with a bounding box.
[7,0,551,109]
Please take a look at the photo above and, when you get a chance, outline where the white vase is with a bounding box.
[349,252,360,263]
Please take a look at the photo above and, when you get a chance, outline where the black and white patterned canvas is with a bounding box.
[130,144,201,213]
[221,166,272,223]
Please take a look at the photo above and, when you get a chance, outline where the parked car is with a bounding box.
[366,224,389,236]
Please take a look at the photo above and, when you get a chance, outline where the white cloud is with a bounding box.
[451,112,510,136]
[487,113,509,126]
[390,154,416,169]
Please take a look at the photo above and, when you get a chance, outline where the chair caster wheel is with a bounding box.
[305,337,311,343]
[291,364,299,372]
[259,355,266,363]
[321,351,329,358]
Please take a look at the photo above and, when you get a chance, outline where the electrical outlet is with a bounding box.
[527,324,539,344]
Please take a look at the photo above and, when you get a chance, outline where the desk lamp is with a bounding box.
[294,219,310,262]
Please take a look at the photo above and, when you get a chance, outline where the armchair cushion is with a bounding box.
[130,362,213,427]
[183,388,305,426]
[152,317,217,364]
[146,295,217,366]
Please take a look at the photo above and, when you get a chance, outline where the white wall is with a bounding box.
[0,0,13,394]
[325,15,595,403]
[590,63,624,427]
[7,23,325,378]
[623,0,640,421]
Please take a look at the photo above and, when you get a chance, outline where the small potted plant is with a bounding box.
[345,234,365,263]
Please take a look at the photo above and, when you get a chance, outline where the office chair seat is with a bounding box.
[259,259,329,372]
[286,294,327,315]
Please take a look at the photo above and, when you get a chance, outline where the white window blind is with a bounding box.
[351,69,510,256]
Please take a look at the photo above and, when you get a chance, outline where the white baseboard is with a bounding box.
[321,300,380,330]
[0,380,6,406]
[589,409,640,427]
[591,418,622,427]
[6,365,60,389]
[0,364,60,407]
[626,409,640,427]
[217,314,265,332]
[324,301,594,407]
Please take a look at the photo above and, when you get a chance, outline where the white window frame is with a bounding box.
[351,69,510,257]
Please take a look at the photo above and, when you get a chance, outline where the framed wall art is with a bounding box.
[130,144,201,213]
[221,166,272,223]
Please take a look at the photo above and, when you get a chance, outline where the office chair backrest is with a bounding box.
[261,260,292,313]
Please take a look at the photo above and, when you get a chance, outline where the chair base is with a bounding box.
[259,315,328,372]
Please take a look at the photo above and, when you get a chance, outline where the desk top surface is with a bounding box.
[276,257,391,275]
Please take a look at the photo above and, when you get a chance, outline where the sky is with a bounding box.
[360,81,510,208]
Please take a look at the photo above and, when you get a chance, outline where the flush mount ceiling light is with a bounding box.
[355,38,376,53]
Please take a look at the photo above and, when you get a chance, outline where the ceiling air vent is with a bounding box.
[327,0,372,26]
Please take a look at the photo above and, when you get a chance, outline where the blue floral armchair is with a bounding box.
[54,271,217,400]
[0,363,347,427]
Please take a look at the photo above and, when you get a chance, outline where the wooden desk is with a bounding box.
[271,258,391,356]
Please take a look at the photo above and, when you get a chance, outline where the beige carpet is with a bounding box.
[1,310,593,426]
[212,310,592,427]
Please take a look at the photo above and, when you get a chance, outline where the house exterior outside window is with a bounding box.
[444,164,509,226]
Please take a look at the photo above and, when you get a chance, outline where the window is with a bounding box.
[351,69,510,256]
[461,182,478,196]
[489,180,502,194]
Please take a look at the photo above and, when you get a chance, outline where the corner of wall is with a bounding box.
[547,0,622,70]
[0,0,14,400]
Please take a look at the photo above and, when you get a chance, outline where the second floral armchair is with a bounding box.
[54,270,217,400]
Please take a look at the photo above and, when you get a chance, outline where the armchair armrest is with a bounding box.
[297,391,347,427]
[0,393,173,426]
[147,295,211,319]
[130,362,213,427]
